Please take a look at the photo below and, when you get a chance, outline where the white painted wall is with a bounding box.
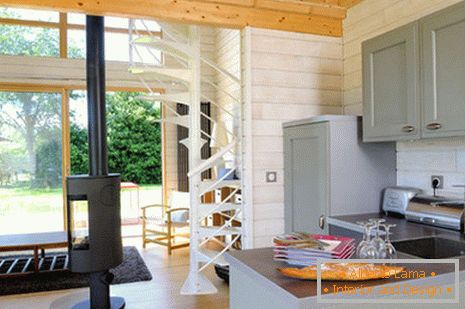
[397,139,465,198]
[343,0,465,197]
[246,27,343,248]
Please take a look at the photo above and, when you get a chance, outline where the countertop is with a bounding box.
[328,212,465,242]
[226,213,465,300]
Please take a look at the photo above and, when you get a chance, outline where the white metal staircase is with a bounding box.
[129,20,243,295]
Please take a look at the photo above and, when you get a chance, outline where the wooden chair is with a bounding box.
[140,191,190,254]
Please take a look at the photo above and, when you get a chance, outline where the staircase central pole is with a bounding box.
[188,24,201,282]
[181,25,217,295]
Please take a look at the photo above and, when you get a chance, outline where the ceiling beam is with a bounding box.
[296,0,340,5]
[338,0,362,8]
[191,0,255,7]
[255,0,346,19]
[0,0,343,36]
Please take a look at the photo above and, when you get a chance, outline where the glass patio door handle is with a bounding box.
[319,214,325,230]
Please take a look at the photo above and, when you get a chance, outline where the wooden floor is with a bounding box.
[0,237,230,309]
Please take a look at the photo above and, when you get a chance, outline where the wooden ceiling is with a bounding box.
[0,0,362,36]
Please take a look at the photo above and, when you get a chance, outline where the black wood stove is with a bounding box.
[66,16,125,309]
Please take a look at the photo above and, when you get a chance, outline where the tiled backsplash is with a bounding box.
[397,137,465,198]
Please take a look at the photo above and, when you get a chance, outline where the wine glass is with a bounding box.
[356,221,371,258]
[381,224,397,259]
[369,218,386,258]
[358,223,377,259]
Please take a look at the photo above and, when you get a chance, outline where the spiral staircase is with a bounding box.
[129,20,244,294]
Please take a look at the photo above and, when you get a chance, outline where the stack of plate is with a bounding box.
[273,233,355,266]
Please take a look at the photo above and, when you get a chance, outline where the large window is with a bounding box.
[67,14,161,62]
[0,7,161,61]
[0,90,64,235]
[0,7,58,22]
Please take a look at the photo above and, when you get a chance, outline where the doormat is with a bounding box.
[0,246,152,296]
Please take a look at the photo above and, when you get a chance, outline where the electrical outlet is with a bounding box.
[266,171,277,183]
[431,175,444,189]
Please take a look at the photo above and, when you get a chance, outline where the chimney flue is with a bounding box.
[86,15,108,177]
[67,15,125,309]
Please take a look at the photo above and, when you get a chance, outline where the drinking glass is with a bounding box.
[381,224,397,259]
[357,223,377,259]
[356,221,371,257]
[369,218,386,258]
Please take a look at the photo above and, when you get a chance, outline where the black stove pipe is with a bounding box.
[86,15,110,309]
[76,15,124,309]
[87,15,108,177]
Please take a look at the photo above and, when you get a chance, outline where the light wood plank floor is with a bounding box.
[0,238,230,309]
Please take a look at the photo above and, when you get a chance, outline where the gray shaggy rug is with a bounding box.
[0,246,152,296]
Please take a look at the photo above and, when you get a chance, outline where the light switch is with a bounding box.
[266,171,277,183]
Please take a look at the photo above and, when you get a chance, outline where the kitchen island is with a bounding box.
[226,216,465,309]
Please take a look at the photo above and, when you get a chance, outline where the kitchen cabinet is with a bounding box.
[283,116,396,235]
[421,4,465,138]
[284,120,329,234]
[362,23,420,142]
[362,1,465,142]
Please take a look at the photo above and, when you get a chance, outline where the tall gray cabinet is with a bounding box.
[283,116,396,234]
[362,1,465,142]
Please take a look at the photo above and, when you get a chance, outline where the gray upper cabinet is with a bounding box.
[362,23,420,142]
[362,2,465,141]
[421,3,465,138]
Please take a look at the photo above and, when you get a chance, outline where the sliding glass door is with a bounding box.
[0,87,163,237]
[0,90,64,235]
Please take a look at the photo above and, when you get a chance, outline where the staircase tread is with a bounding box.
[128,66,191,83]
[196,248,228,266]
[133,36,194,60]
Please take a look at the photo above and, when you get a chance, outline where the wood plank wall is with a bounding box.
[342,0,463,115]
[248,28,343,247]
[214,28,241,170]
[0,56,154,89]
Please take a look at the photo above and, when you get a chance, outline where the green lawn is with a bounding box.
[0,184,162,215]
[0,187,63,214]
[0,184,162,235]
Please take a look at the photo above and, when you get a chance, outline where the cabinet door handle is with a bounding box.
[319,215,325,230]
[426,123,442,130]
[401,125,415,133]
